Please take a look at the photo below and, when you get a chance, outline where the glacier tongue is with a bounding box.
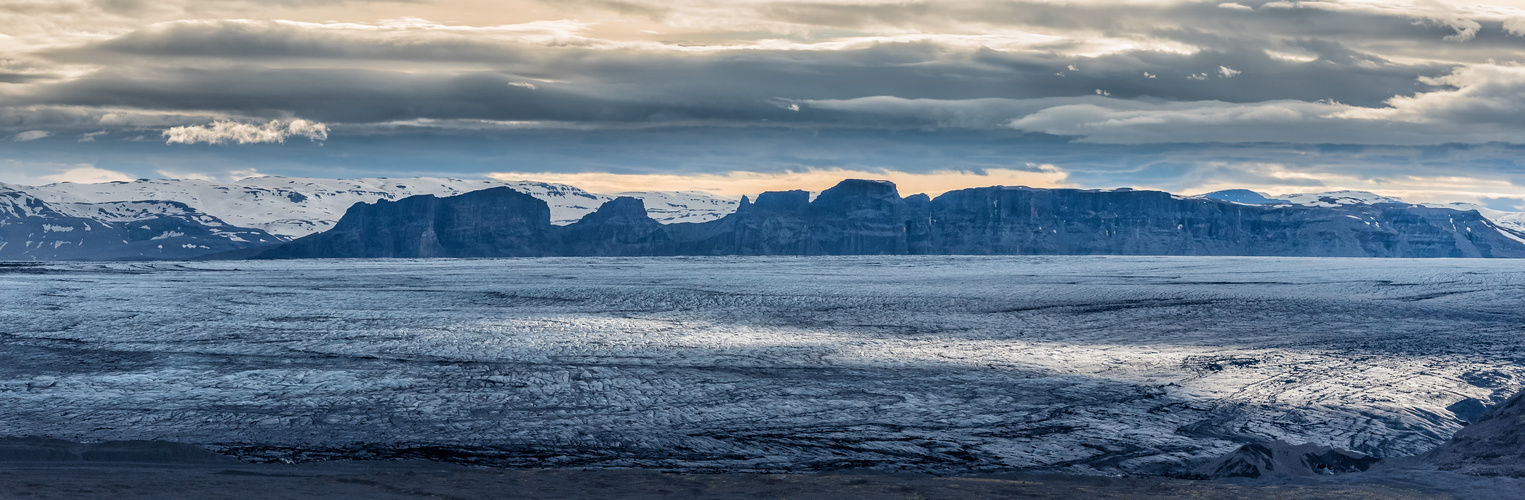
[19,177,740,239]
[2,257,1522,473]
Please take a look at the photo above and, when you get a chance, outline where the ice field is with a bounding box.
[1,256,1523,474]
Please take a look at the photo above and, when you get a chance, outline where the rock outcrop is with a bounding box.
[557,197,674,256]
[1190,441,1381,479]
[249,179,1525,259]
[1427,391,1525,477]
[256,187,552,259]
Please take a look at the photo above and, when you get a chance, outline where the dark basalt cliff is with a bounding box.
[251,179,1525,259]
[556,196,674,256]
[920,187,1520,257]
[257,187,551,259]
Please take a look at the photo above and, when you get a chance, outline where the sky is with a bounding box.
[1,0,1524,207]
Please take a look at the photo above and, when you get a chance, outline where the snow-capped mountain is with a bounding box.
[1199,189,1406,207]
[20,177,740,239]
[1423,203,1525,235]
[1199,189,1525,234]
[0,183,279,260]
[1277,190,1408,207]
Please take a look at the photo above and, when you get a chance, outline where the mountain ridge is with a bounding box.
[0,184,279,261]
[16,176,740,239]
[247,179,1525,259]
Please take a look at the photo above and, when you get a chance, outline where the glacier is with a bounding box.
[0,256,1522,474]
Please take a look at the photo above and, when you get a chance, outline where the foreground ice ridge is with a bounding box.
[1,257,1521,474]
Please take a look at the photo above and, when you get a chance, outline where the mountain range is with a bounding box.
[3,177,1524,260]
[0,184,278,260]
[17,176,738,239]
[252,179,1525,259]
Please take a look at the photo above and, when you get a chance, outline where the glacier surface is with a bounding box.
[0,256,1522,474]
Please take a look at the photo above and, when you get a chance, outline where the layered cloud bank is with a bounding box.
[1,0,1524,199]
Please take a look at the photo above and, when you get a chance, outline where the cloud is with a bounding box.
[993,63,1525,144]
[163,119,329,145]
[155,169,218,181]
[39,166,135,184]
[488,166,1069,197]
[5,0,1525,204]
[12,130,51,141]
[1481,197,1525,211]
[1333,63,1525,125]
[1506,17,1525,37]
[229,168,262,180]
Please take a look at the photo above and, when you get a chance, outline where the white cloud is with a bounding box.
[12,130,50,141]
[1186,73,1208,80]
[991,63,1525,144]
[230,169,263,181]
[163,119,329,145]
[1218,66,1241,78]
[1332,63,1525,124]
[1217,2,1253,10]
[1504,17,1525,37]
[1413,4,1485,42]
[155,170,218,181]
[40,166,134,184]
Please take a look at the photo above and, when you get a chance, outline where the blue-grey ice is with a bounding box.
[1,256,1521,474]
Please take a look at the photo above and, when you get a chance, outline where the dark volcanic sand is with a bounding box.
[0,461,1510,500]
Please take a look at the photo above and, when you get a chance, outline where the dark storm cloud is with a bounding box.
[6,0,1525,198]
[24,18,1451,134]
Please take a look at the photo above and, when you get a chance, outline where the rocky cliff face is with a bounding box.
[251,179,1525,259]
[257,187,552,259]
[921,187,1524,257]
[670,180,915,255]
[1427,390,1525,477]
[0,185,278,261]
[556,197,674,256]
